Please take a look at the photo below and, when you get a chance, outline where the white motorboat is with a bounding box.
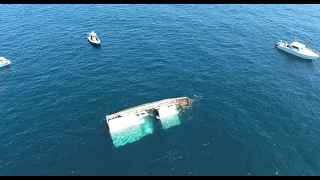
[276,41,319,60]
[87,31,101,45]
[0,57,11,67]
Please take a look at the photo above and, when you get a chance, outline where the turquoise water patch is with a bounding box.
[110,116,155,147]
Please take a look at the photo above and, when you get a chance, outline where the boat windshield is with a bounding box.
[291,46,300,51]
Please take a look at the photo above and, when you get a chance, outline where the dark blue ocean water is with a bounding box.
[1,4,320,176]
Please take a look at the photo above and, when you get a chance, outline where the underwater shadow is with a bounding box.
[0,66,11,73]
[90,43,101,48]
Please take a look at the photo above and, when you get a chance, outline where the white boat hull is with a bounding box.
[276,43,319,60]
[108,115,143,133]
[87,36,100,45]
[0,57,11,67]
[158,104,179,119]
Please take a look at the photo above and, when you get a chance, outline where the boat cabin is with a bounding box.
[290,42,305,51]
[89,31,98,40]
[89,31,96,36]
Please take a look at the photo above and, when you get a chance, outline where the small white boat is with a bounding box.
[276,41,319,60]
[0,57,11,67]
[87,31,100,45]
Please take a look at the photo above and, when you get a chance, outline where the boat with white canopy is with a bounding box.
[0,57,11,67]
[87,31,101,45]
[276,41,319,60]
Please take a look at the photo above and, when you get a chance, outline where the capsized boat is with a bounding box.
[106,97,193,132]
[0,57,11,67]
[87,31,100,45]
[276,41,319,60]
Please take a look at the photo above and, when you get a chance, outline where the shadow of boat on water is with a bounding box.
[0,65,11,73]
[88,41,101,48]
